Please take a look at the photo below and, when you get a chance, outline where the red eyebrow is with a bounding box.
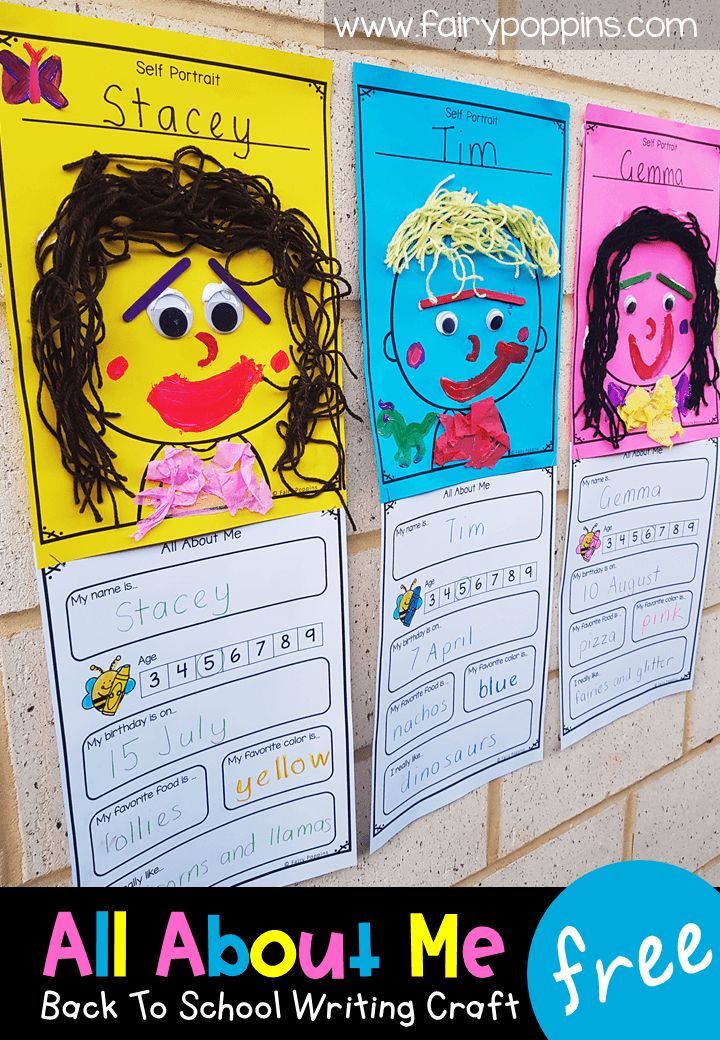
[419,288,526,310]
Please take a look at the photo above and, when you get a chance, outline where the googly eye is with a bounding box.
[663,292,676,312]
[148,289,193,339]
[623,295,637,316]
[203,286,244,334]
[435,310,458,336]
[486,308,504,332]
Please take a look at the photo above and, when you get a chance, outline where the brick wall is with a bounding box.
[0,0,718,888]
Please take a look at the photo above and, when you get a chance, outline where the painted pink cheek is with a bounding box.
[517,327,529,343]
[406,342,425,369]
[271,350,290,373]
[106,356,128,380]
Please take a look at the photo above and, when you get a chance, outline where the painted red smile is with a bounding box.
[629,313,674,381]
[440,339,528,403]
[147,356,264,432]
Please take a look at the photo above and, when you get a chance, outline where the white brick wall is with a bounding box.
[498,681,686,855]
[474,800,626,887]
[633,744,720,871]
[0,628,68,879]
[687,611,720,750]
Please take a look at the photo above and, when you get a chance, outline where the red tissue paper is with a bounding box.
[433,398,510,470]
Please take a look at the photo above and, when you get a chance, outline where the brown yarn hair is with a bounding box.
[31,146,354,523]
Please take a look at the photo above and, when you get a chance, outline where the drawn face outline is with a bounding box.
[386,252,547,411]
[99,245,289,446]
[608,242,696,387]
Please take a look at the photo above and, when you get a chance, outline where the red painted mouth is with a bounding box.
[147,357,264,432]
[629,313,674,381]
[440,340,528,403]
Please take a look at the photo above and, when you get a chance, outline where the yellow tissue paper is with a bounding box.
[617,375,683,448]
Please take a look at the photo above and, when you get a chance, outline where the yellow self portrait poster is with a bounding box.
[0,4,348,567]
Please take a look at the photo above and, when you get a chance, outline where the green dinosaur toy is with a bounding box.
[376,400,437,467]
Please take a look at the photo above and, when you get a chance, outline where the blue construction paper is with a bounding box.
[353,64,569,501]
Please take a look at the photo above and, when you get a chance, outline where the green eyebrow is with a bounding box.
[656,272,693,299]
[619,272,651,290]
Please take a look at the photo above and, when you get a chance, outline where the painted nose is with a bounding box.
[195,331,219,368]
[645,317,657,341]
[466,334,481,363]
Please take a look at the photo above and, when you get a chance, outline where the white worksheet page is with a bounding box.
[559,439,719,748]
[38,510,356,887]
[370,469,555,852]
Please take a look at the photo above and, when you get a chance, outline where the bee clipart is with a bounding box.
[393,579,423,628]
[82,656,136,717]
[576,525,602,563]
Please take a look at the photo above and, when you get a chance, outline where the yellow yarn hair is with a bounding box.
[385,175,560,301]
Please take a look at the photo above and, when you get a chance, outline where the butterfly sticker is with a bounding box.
[0,41,68,109]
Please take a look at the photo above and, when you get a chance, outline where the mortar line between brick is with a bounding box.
[0,608,42,637]
[697,851,720,875]
[682,691,694,755]
[486,780,502,863]
[23,865,72,888]
[355,743,372,764]
[622,791,637,860]
[347,529,380,554]
[0,670,25,886]
[454,732,720,885]
[497,0,518,61]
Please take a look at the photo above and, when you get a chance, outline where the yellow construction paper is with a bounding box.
[0,5,344,567]
[617,375,683,448]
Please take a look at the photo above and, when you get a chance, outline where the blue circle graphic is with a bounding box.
[527,860,720,1038]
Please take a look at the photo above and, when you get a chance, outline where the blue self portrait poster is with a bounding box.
[354,64,569,501]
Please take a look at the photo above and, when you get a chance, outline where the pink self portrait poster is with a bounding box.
[571,105,720,460]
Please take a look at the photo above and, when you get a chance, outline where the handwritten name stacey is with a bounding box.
[102,84,251,158]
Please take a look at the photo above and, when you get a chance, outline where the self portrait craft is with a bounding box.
[0,12,347,566]
[32,149,347,543]
[580,207,719,450]
[383,177,560,472]
[572,106,720,459]
[354,64,568,501]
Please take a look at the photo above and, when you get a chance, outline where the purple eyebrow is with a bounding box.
[208,257,271,325]
[122,257,191,322]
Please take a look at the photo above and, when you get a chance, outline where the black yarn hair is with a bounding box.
[31,146,355,523]
[580,206,719,448]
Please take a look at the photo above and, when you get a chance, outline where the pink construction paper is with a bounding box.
[571,105,720,459]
